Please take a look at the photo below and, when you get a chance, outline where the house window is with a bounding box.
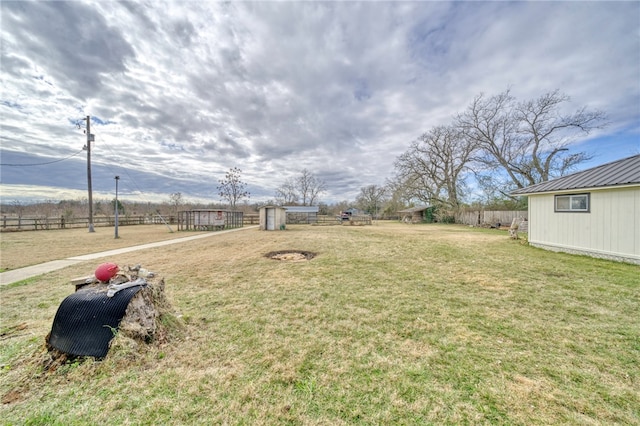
[555,193,590,212]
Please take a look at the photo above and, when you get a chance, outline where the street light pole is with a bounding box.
[114,176,120,239]
[85,115,95,232]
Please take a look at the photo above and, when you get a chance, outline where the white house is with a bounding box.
[511,155,640,264]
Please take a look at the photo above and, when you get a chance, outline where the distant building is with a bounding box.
[177,209,243,231]
[397,206,434,223]
[283,206,319,224]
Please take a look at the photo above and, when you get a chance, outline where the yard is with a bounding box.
[1,223,638,425]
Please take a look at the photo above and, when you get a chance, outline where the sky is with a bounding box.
[1,1,639,206]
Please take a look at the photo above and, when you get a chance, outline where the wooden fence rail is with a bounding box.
[2,211,522,231]
[2,214,261,232]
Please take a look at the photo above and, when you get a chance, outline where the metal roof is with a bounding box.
[511,154,640,195]
[397,206,431,213]
[283,206,319,213]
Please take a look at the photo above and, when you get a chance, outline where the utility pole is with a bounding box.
[85,115,95,232]
[114,176,120,239]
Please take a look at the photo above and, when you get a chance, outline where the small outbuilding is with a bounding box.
[511,154,640,264]
[283,206,319,224]
[259,206,287,231]
[177,209,243,231]
[397,206,434,223]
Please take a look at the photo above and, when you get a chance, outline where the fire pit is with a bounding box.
[265,250,317,262]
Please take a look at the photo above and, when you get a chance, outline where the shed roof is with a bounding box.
[397,206,431,213]
[283,206,319,213]
[511,154,640,195]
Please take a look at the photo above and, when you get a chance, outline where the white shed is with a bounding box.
[259,206,287,231]
[511,155,640,264]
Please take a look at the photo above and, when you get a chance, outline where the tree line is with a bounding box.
[391,89,605,212]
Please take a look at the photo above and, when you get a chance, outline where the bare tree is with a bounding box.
[393,125,476,209]
[458,89,606,193]
[274,177,299,205]
[296,169,326,206]
[356,185,388,218]
[11,199,25,218]
[384,177,414,209]
[274,170,326,206]
[169,192,183,217]
[217,167,250,210]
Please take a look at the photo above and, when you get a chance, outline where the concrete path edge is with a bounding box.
[0,226,258,286]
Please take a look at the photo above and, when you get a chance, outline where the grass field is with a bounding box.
[1,223,638,425]
[0,225,209,271]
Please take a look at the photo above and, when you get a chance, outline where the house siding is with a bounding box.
[528,186,640,264]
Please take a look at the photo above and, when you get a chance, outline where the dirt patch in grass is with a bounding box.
[265,250,317,262]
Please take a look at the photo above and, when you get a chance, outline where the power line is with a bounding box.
[99,139,163,205]
[0,149,84,166]
[98,140,176,232]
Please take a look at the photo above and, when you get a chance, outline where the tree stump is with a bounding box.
[46,265,174,365]
[509,217,520,239]
[118,276,169,343]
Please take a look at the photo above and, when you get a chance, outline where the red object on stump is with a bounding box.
[95,263,119,282]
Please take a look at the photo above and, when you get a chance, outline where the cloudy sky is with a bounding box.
[1,1,639,205]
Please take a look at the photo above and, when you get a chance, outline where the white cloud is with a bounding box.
[1,1,638,205]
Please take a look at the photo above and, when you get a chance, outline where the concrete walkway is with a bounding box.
[0,226,258,286]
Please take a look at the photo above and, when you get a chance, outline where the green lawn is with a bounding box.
[1,223,638,425]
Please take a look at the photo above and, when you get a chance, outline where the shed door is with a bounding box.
[266,208,275,230]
